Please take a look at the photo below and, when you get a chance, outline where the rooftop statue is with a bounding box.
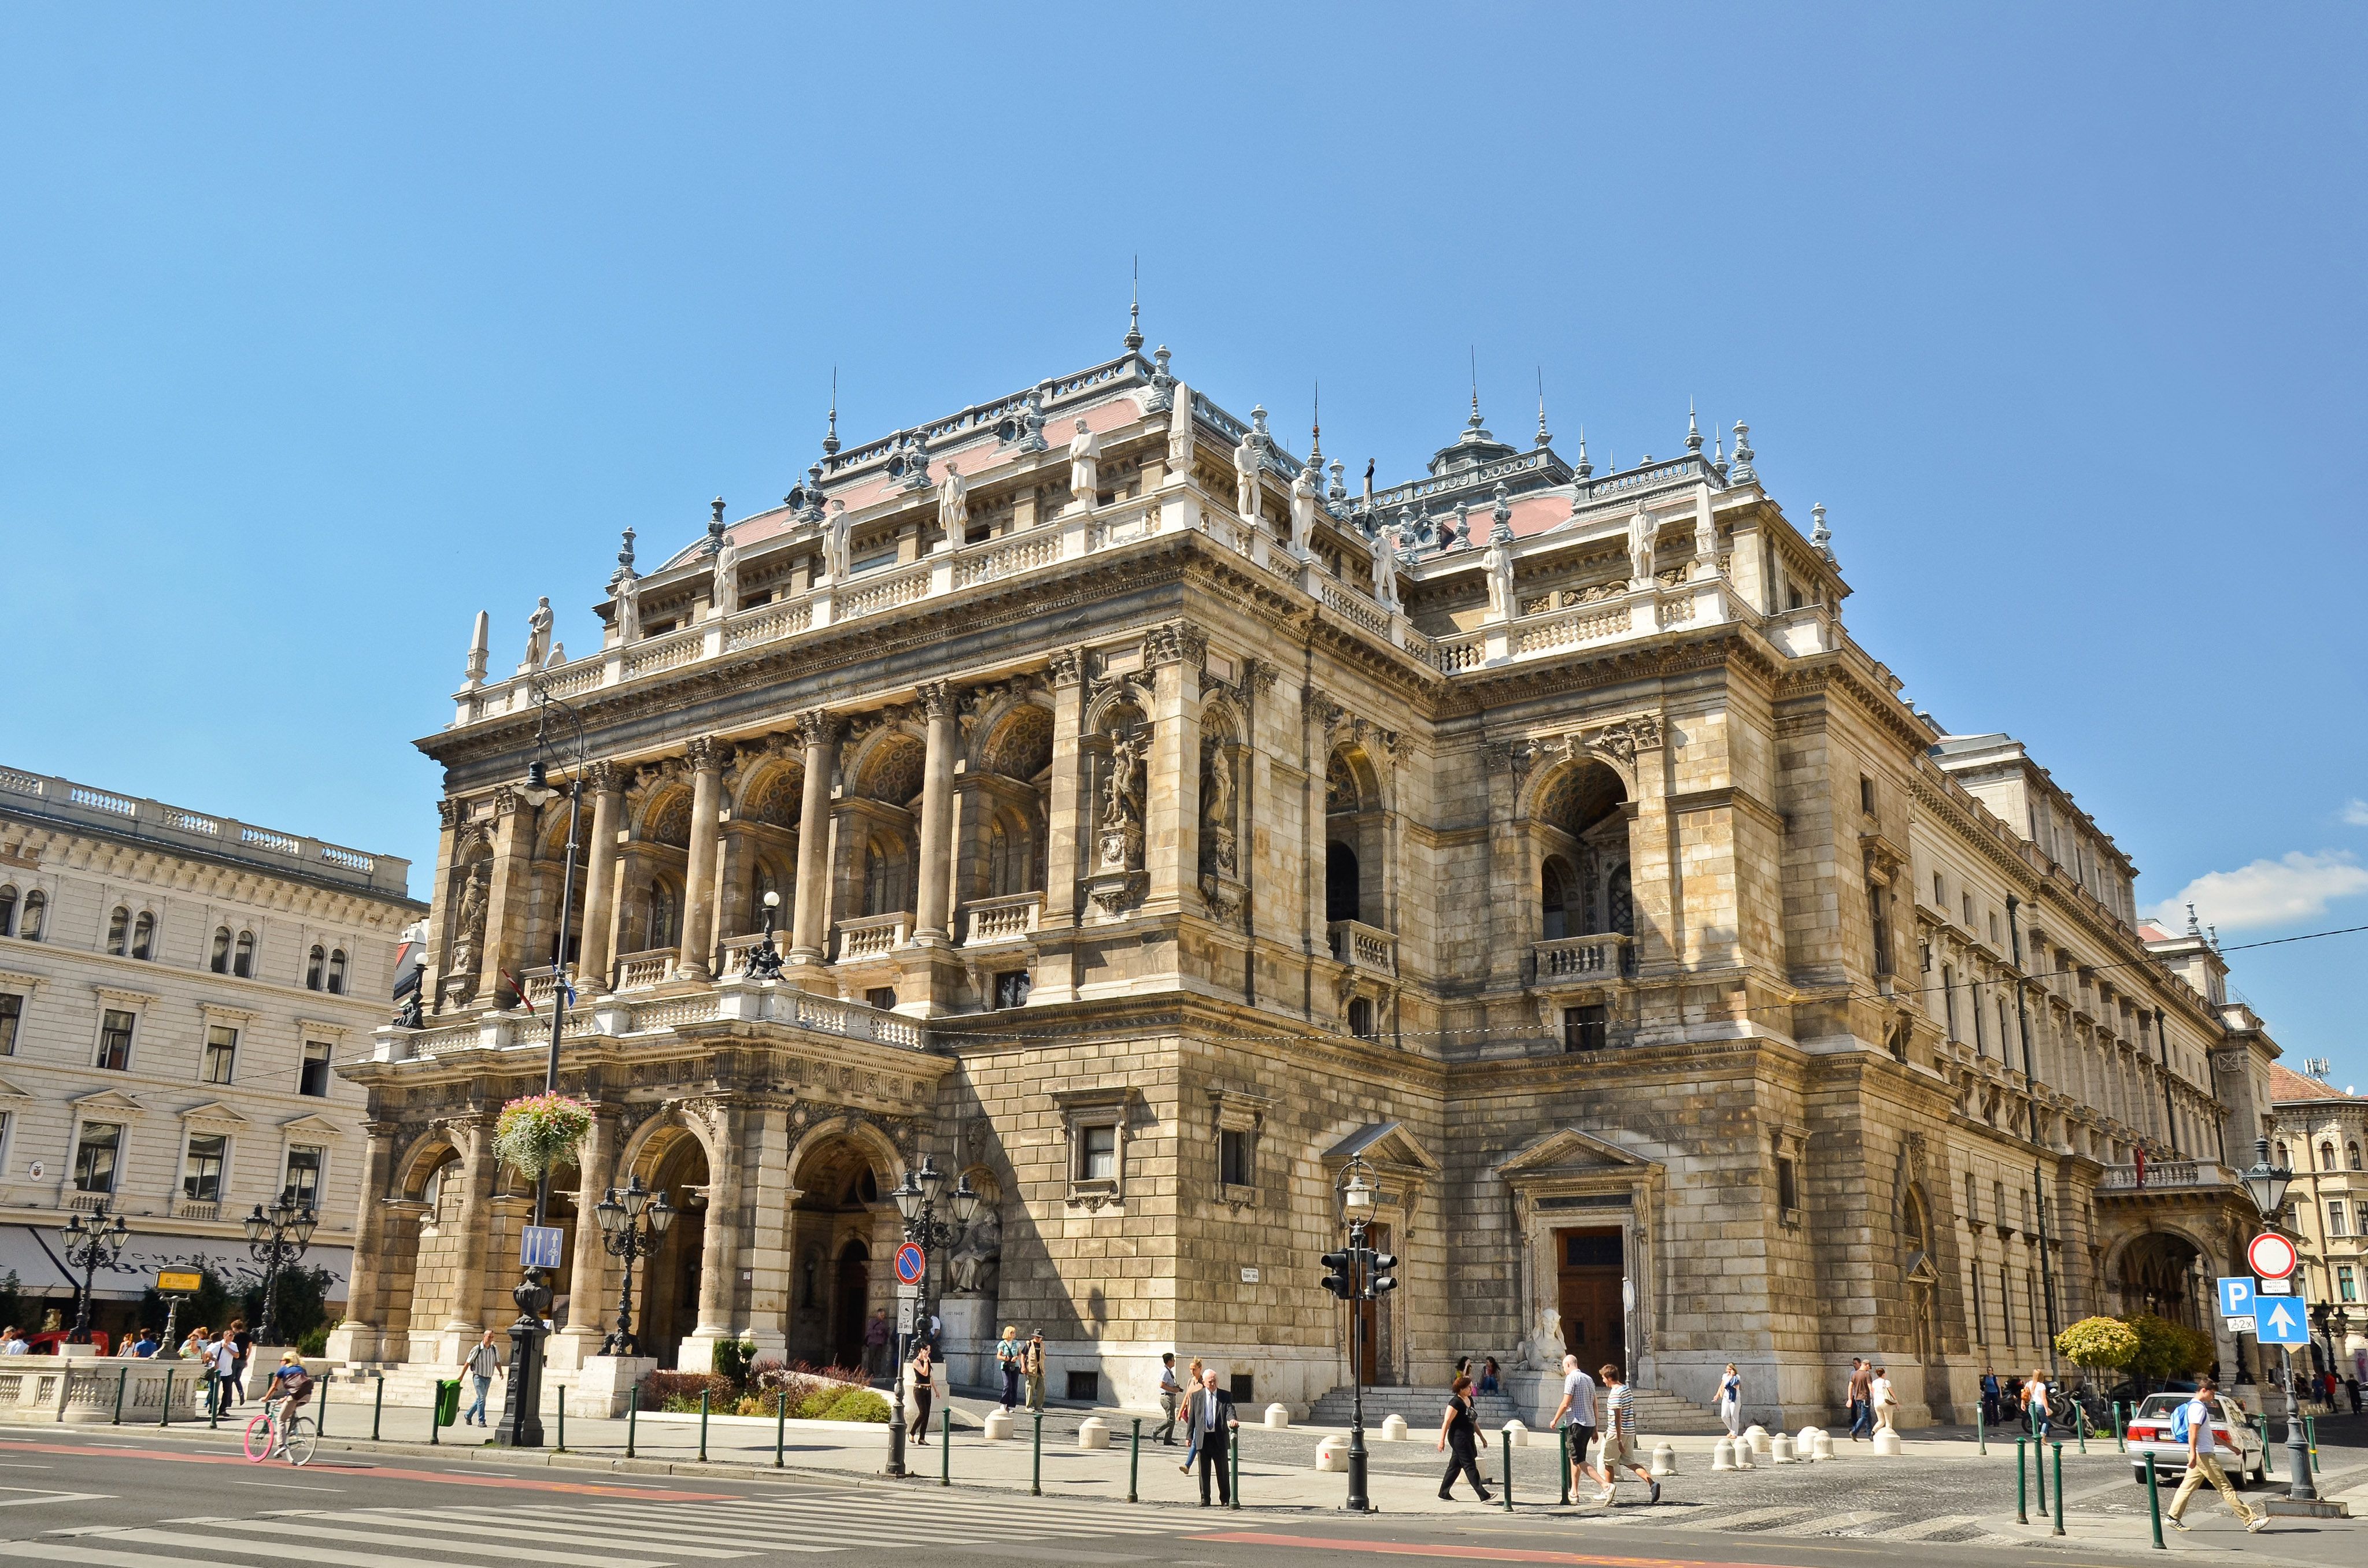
[937,460,968,545]
[612,571,641,644]
[1371,526,1399,610]
[712,533,739,617]
[1626,501,1655,589]
[1233,427,1260,524]
[521,596,553,674]
[1068,419,1100,510]
[1482,534,1514,622]
[1287,462,1317,557]
[823,501,852,584]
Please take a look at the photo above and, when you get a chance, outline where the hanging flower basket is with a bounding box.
[492,1093,593,1182]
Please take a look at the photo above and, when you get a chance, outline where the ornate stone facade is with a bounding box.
[336,344,2286,1422]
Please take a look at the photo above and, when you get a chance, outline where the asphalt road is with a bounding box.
[0,1422,2359,1568]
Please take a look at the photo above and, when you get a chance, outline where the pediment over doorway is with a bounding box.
[1324,1121,1440,1175]
[1490,1126,1656,1181]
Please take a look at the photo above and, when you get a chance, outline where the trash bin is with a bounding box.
[434,1379,462,1428]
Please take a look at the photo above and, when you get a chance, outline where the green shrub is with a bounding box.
[297,1325,330,1357]
[794,1388,842,1419]
[822,1388,889,1424]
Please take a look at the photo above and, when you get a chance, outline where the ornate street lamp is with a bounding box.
[60,1205,130,1344]
[885,1153,978,1478]
[243,1190,317,1345]
[747,889,785,980]
[1322,1152,1396,1513]
[2237,1135,2315,1502]
[591,1174,675,1356]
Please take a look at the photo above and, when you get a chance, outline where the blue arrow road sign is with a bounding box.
[2255,1295,2309,1346]
[2218,1276,2256,1318]
[520,1224,565,1270]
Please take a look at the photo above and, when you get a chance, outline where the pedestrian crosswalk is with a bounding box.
[1581,1499,2004,1543]
[0,1487,1204,1567]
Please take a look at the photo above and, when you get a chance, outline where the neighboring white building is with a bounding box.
[0,764,420,1336]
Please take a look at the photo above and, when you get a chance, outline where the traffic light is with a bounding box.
[1368,1251,1400,1298]
[1320,1250,1355,1299]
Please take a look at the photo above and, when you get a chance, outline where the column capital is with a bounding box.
[916,680,956,721]
[1046,647,1085,687]
[586,759,624,794]
[796,707,842,750]
[686,736,727,774]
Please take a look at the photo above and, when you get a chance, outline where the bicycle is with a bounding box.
[242,1398,317,1466]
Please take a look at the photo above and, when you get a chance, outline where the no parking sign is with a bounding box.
[895,1240,926,1286]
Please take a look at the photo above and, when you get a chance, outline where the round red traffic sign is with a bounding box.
[2247,1231,2297,1280]
[894,1240,926,1285]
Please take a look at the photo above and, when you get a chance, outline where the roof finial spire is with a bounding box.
[1535,367,1551,449]
[1574,424,1592,480]
[1728,420,1754,483]
[1309,380,1323,466]
[1686,399,1703,454]
[2186,900,2200,936]
[1809,502,1834,564]
[1468,347,1482,429]
[822,368,840,458]
[1124,256,1143,353]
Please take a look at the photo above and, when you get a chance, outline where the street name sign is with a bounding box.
[520,1224,565,1269]
[2246,1232,2297,1280]
[2254,1295,2309,1346]
[156,1270,202,1293]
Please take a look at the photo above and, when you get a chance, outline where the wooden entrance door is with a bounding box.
[1555,1225,1626,1374]
[832,1240,870,1370]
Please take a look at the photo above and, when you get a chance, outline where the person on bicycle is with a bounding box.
[264,1351,313,1421]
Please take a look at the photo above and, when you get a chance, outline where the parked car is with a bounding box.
[2123,1392,2265,1486]
[2106,1377,2198,1409]
[23,1330,110,1356]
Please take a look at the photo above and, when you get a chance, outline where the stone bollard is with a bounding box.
[1872,1428,1903,1456]
[1771,1433,1798,1464]
[1744,1423,1771,1455]
[983,1408,1015,1441]
[1263,1403,1290,1430]
[1501,1419,1530,1448]
[1650,1441,1677,1477]
[1712,1436,1737,1471]
[1795,1427,1821,1459]
[1811,1431,1835,1461]
[1315,1435,1349,1472]
[1380,1413,1409,1441]
[1078,1417,1110,1451]
[1731,1436,1757,1470]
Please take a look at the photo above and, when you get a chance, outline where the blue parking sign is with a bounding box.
[520,1224,565,1269]
[2217,1276,2255,1318]
[2255,1295,2309,1346]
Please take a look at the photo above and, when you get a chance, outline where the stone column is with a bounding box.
[913,682,959,945]
[438,1116,499,1360]
[552,1104,620,1370]
[1144,625,1202,913]
[676,738,724,980]
[421,801,464,1015]
[578,764,624,992]
[482,790,536,1006]
[742,1105,798,1356]
[324,1121,399,1364]
[790,710,839,963]
[1041,651,1086,928]
[682,1104,744,1371]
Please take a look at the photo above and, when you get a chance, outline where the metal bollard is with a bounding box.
[1230,1431,1240,1510]
[1500,1427,1514,1511]
[1031,1411,1044,1496]
[626,1387,638,1459]
[430,1385,439,1445]
[941,1405,950,1487]
[2114,1401,2125,1453]
[1129,1417,1141,1503]
[698,1389,709,1463]
[2034,1428,2048,1514]
[2051,1441,2065,1537]
[2015,1436,2027,1524]
[319,1371,330,1439]
[2144,1450,2164,1550]
[775,1390,786,1469]
[372,1373,384,1441]
[112,1368,127,1426]
[1559,1424,1571,1505]
[2258,1414,2272,1477]
[555,1389,564,1452]
[2076,1406,2088,1454]
[2305,1414,2317,1472]
[1976,1404,1985,1456]
[164,1367,178,1429]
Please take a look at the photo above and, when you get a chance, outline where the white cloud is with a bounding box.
[2344,799,2368,827]
[2148,851,2368,933]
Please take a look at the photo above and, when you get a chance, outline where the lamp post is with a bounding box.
[2237,1135,2314,1502]
[1323,1152,1395,1514]
[497,685,587,1449]
[747,889,785,980]
[242,1190,318,1345]
[885,1154,978,1478]
[591,1174,676,1356]
[60,1205,130,1344]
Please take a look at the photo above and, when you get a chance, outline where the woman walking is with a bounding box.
[1715,1363,1743,1437]
[908,1342,937,1445]
[225,1318,251,1407]
[1437,1373,1494,1502]
[1179,1357,1207,1473]
[996,1325,1021,1411]
[1870,1365,1897,1433]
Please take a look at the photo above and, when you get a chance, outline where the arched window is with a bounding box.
[327,949,347,995]
[986,822,1029,898]
[749,865,779,932]
[17,891,42,942]
[210,926,231,973]
[0,885,13,937]
[106,906,130,957]
[2351,1142,2363,1172]
[131,911,155,961]
[306,946,325,991]
[646,883,679,950]
[2275,1141,2289,1169]
[863,834,909,917]
[1324,842,1360,924]
[1541,857,1574,941]
[1607,865,1634,937]
[232,931,256,978]
[2323,1143,2338,1172]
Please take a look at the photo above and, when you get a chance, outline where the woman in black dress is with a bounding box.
[1436,1373,1493,1502]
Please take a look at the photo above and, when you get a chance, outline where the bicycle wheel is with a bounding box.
[283,1414,316,1467]
[241,1410,278,1463]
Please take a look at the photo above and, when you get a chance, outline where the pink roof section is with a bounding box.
[676,392,1153,568]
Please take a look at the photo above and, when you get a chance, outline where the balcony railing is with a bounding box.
[173,1198,221,1222]
[613,947,678,991]
[964,892,1042,947]
[716,932,773,978]
[2096,1160,2236,1194]
[1534,933,1634,981]
[835,913,908,963]
[1327,919,1397,975]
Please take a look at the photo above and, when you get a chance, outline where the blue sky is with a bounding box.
[3,5,2362,1082]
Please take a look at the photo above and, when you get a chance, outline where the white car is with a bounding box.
[2123,1392,2266,1486]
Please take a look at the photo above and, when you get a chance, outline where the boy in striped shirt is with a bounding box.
[1596,1364,1661,1506]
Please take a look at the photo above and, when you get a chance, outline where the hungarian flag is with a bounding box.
[2133,1147,2147,1189]
[501,968,535,1015]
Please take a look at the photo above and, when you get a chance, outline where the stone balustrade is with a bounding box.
[612,947,676,991]
[963,892,1042,947]
[1327,918,1398,975]
[834,913,908,963]
[1534,932,1634,980]
[0,1357,209,1425]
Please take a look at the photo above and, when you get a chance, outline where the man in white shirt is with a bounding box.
[1546,1354,1603,1495]
[2166,1378,2267,1533]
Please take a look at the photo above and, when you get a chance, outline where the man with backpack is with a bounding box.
[2165,1378,2266,1534]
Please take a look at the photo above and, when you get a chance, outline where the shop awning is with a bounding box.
[0,1224,352,1303]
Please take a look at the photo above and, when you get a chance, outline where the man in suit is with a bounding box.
[1187,1367,1240,1506]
